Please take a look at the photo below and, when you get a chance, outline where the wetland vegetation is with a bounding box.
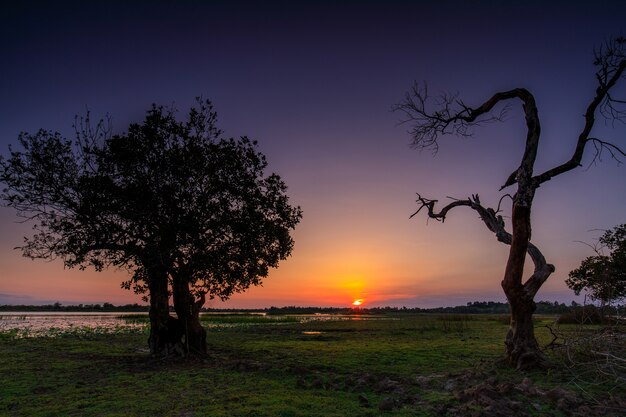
[1,313,624,416]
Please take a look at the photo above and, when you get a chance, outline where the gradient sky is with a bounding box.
[1,1,624,308]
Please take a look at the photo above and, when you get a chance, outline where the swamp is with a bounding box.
[0,312,624,416]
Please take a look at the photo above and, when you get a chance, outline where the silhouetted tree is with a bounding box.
[394,38,625,369]
[0,99,302,355]
[567,224,626,306]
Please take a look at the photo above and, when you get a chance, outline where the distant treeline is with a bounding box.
[0,302,149,312]
[1,300,621,315]
[264,301,582,315]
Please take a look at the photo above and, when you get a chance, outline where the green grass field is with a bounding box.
[1,314,624,416]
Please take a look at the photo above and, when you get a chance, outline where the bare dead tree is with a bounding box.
[394,37,626,370]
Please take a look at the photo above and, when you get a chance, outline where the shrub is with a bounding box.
[557,305,612,325]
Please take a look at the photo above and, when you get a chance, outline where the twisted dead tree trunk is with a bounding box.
[396,38,625,369]
[413,194,555,368]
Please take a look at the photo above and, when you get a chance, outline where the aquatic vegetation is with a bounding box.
[0,313,147,339]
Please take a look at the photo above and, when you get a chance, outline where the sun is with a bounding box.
[352,298,364,306]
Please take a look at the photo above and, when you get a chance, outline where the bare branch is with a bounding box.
[394,84,543,192]
[585,137,626,167]
[496,194,513,213]
[392,82,511,153]
[414,193,554,297]
[573,239,604,256]
[410,193,471,221]
[534,38,626,185]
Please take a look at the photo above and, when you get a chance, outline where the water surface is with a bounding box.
[0,312,146,337]
[0,311,388,338]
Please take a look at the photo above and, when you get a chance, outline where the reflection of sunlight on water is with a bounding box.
[296,314,385,322]
[0,312,147,338]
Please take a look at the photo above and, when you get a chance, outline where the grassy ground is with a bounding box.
[0,314,624,416]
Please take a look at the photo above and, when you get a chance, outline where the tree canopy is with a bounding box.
[0,98,302,354]
[567,224,626,305]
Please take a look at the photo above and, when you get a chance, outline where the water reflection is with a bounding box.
[0,312,147,338]
[0,311,390,338]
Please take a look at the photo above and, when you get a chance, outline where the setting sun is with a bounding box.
[352,299,364,306]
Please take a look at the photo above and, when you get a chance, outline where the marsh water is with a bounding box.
[0,312,148,337]
[0,311,381,338]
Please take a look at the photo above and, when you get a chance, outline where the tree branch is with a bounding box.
[414,193,554,297]
[533,39,626,185]
[392,82,513,153]
[394,85,542,192]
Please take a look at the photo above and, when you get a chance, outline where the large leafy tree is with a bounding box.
[393,38,625,369]
[0,99,302,355]
[567,224,626,306]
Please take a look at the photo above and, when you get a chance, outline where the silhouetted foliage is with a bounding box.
[394,37,626,369]
[0,98,302,355]
[567,224,626,305]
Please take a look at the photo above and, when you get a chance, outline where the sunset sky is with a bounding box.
[1,1,624,308]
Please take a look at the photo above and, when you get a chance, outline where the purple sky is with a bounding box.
[1,1,624,308]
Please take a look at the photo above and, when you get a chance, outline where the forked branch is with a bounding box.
[534,37,626,184]
[395,85,542,191]
[393,82,515,152]
[395,39,625,191]
[413,193,554,298]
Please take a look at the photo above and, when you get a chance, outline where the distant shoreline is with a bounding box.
[1,300,615,315]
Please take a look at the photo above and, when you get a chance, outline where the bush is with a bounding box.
[557,305,613,325]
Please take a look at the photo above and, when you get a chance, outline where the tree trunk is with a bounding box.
[416,193,554,370]
[502,203,544,369]
[146,268,172,355]
[172,274,207,355]
[504,294,544,369]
